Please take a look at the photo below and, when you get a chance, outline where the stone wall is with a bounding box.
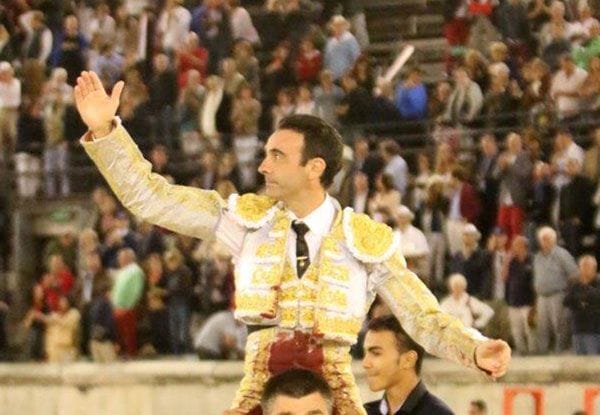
[0,356,599,415]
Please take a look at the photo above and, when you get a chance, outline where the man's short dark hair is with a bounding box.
[261,368,333,414]
[470,400,487,411]
[367,315,425,375]
[278,115,343,188]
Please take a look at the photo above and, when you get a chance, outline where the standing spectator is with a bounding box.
[530,161,555,237]
[199,75,232,149]
[44,232,77,276]
[262,43,294,114]
[199,0,233,74]
[294,38,322,84]
[477,133,500,241]
[195,241,235,318]
[337,74,373,138]
[88,281,118,362]
[227,0,260,45]
[271,88,295,132]
[449,224,493,299]
[483,63,520,129]
[368,173,402,224]
[314,70,344,128]
[394,67,428,121]
[551,54,588,120]
[18,10,53,99]
[443,66,484,126]
[379,139,408,196]
[485,229,512,342]
[564,255,600,355]
[144,253,170,355]
[177,70,205,157]
[446,167,482,255]
[0,61,20,164]
[505,236,536,355]
[416,181,448,290]
[23,284,47,360]
[552,128,585,190]
[221,58,246,97]
[583,127,600,183]
[85,3,116,44]
[149,54,178,149]
[230,83,261,191]
[440,273,495,329]
[496,0,533,62]
[111,248,145,357]
[429,81,453,119]
[14,100,44,198]
[345,171,369,213]
[50,15,88,86]
[175,32,209,89]
[157,0,192,53]
[42,254,75,312]
[559,158,593,256]
[323,15,361,81]
[542,24,573,71]
[494,132,533,242]
[40,295,81,363]
[534,226,578,353]
[164,249,193,355]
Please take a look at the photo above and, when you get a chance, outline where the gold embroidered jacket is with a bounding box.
[82,121,487,370]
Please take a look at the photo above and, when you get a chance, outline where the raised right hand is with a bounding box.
[74,71,124,138]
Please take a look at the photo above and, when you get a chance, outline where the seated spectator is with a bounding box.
[175,32,209,89]
[294,38,322,84]
[157,0,192,53]
[18,10,53,68]
[483,63,520,128]
[233,40,260,97]
[442,66,483,126]
[573,21,600,69]
[193,309,246,360]
[231,83,261,190]
[521,58,551,111]
[505,236,536,355]
[271,88,295,133]
[380,139,408,196]
[227,0,260,45]
[42,254,75,312]
[563,255,600,355]
[542,24,573,71]
[293,84,316,116]
[85,2,116,44]
[440,273,495,329]
[551,54,588,120]
[362,315,454,415]
[428,81,452,120]
[449,224,492,299]
[578,55,600,111]
[324,15,361,80]
[393,205,430,283]
[552,128,585,189]
[394,67,428,121]
[337,74,373,132]
[221,58,246,97]
[539,1,580,48]
[40,295,81,363]
[576,2,600,38]
[496,0,533,63]
[352,54,375,93]
[0,61,21,164]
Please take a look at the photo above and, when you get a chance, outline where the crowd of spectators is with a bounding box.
[0,0,600,362]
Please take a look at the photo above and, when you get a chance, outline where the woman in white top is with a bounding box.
[440,273,494,329]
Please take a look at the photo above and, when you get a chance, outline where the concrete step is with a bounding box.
[367,37,447,63]
[364,0,444,15]
[367,14,444,42]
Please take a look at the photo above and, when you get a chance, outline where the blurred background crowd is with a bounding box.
[0,0,599,365]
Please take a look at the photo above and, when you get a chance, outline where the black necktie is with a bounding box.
[292,221,310,278]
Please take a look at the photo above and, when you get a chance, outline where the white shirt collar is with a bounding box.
[289,193,337,237]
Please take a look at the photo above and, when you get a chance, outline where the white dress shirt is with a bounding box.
[440,292,494,329]
[217,194,337,265]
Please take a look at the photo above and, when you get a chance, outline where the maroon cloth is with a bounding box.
[294,50,322,83]
[460,182,481,224]
[114,309,137,357]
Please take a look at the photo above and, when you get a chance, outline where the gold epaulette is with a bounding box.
[227,193,280,229]
[342,208,400,263]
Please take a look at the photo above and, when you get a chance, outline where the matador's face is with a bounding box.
[258,129,322,203]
